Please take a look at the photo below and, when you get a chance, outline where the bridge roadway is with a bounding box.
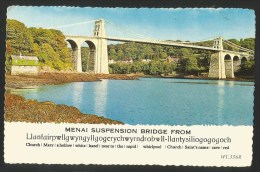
[65,35,250,56]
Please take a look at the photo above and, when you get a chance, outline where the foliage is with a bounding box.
[81,47,89,72]
[109,61,177,75]
[108,42,212,75]
[6,19,73,71]
[108,43,184,61]
[6,19,34,65]
[224,38,255,51]
[239,60,254,76]
[184,57,199,73]
[240,38,255,50]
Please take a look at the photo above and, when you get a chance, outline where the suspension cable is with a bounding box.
[223,39,254,52]
[223,42,254,53]
[47,20,96,29]
[180,37,218,44]
[105,20,160,41]
[49,19,254,54]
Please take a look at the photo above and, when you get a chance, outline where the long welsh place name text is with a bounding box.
[26,133,231,144]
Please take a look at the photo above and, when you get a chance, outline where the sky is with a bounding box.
[7,6,255,42]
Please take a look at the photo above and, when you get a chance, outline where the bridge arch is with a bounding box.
[233,56,239,61]
[233,56,240,73]
[248,56,254,61]
[66,39,80,71]
[80,40,96,72]
[224,54,233,78]
[224,54,231,61]
[241,57,248,65]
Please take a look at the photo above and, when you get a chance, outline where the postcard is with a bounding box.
[4,6,255,166]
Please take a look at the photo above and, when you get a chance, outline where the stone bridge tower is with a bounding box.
[208,37,227,79]
[65,19,109,74]
[93,19,109,74]
[208,37,251,79]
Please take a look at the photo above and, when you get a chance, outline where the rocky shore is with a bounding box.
[5,72,142,124]
[5,93,123,124]
[5,72,142,89]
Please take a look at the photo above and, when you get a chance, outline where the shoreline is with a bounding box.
[142,74,254,82]
[5,72,142,124]
[5,72,142,89]
[5,72,254,90]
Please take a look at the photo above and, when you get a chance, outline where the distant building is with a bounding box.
[10,55,39,75]
[109,59,134,64]
[141,59,152,63]
[121,59,133,63]
[115,58,133,63]
[166,56,179,63]
[108,59,115,64]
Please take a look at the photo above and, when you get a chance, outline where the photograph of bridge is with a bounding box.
[65,19,254,79]
[4,7,255,126]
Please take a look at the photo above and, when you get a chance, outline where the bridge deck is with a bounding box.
[65,35,251,56]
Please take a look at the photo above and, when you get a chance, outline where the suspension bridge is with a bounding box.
[54,19,254,79]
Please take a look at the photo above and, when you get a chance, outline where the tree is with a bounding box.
[160,52,168,59]
[6,19,34,55]
[30,27,72,66]
[142,45,154,59]
[149,60,164,75]
[6,19,74,71]
[163,62,172,75]
[6,41,12,54]
[240,38,255,50]
[180,48,193,59]
[197,54,210,71]
[131,61,142,73]
[240,60,254,76]
[29,27,55,46]
[182,56,199,75]
[49,29,72,65]
[228,39,240,46]
[81,47,90,72]
[108,48,117,60]
[117,49,124,60]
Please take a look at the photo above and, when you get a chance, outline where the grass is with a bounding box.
[12,60,39,66]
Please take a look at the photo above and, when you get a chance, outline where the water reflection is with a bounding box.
[72,82,84,106]
[167,80,253,86]
[94,80,108,117]
[217,80,225,123]
[227,81,234,87]
[10,87,41,99]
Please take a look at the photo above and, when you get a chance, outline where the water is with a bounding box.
[11,78,254,125]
